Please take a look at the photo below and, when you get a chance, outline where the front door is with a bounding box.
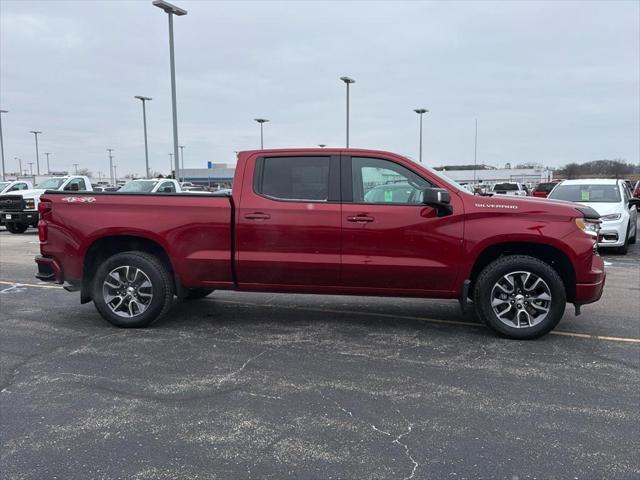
[340,155,463,294]
[236,154,341,288]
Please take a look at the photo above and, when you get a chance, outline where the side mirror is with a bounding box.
[160,186,173,193]
[422,187,453,217]
[66,183,80,191]
[629,198,640,209]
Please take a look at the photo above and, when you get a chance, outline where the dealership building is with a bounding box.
[179,164,236,188]
[437,166,554,186]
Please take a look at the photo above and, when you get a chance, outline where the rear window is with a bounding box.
[256,156,330,201]
[548,184,621,203]
[535,182,557,193]
[493,183,519,191]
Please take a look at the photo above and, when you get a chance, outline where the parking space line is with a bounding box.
[0,280,64,290]
[1,280,638,344]
[213,299,640,344]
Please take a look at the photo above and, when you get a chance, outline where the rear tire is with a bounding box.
[6,223,28,234]
[185,288,215,300]
[473,255,566,339]
[92,251,174,328]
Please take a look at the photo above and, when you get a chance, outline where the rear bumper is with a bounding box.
[574,254,606,305]
[35,255,64,284]
[1,210,39,224]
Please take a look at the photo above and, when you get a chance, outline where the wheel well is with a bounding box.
[469,242,576,302]
[81,235,176,303]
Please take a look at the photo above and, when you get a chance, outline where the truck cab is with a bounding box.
[0,175,92,233]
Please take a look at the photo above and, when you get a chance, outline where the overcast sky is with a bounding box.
[1,0,638,177]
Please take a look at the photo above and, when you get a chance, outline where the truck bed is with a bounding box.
[39,191,235,288]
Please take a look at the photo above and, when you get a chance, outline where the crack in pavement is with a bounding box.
[315,389,420,480]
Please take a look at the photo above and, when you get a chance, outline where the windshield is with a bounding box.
[493,183,519,191]
[119,180,158,192]
[548,184,621,203]
[423,165,472,194]
[36,178,66,189]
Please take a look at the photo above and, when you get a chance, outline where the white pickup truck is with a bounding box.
[0,176,92,233]
[0,180,33,195]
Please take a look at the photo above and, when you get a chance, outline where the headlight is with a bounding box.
[575,217,599,238]
[601,213,621,221]
[25,199,35,210]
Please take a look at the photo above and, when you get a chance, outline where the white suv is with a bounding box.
[548,179,639,253]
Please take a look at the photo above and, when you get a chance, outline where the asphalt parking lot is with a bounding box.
[1,227,639,480]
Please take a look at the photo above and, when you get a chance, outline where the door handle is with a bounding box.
[244,212,271,220]
[347,215,374,223]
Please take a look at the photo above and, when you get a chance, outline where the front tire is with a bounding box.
[615,224,630,254]
[92,251,174,328]
[473,255,566,339]
[6,223,28,234]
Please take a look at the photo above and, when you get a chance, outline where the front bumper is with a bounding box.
[1,210,39,225]
[597,219,627,247]
[574,254,606,305]
[35,255,64,284]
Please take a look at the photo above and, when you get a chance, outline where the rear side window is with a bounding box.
[493,183,519,191]
[255,156,330,201]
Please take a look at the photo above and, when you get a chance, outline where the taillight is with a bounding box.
[38,199,52,242]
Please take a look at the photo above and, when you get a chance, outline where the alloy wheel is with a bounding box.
[490,270,552,328]
[102,265,153,318]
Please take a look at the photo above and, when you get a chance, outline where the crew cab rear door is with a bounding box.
[235,154,341,287]
[340,154,463,294]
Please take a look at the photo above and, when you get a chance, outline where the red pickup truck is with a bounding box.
[35,149,605,339]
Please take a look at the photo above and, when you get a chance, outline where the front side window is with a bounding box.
[159,182,176,193]
[64,178,87,191]
[352,157,430,204]
[256,156,330,201]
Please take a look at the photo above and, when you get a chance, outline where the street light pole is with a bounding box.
[0,110,7,181]
[169,153,173,177]
[339,76,355,148]
[253,119,269,149]
[44,152,51,173]
[15,157,22,176]
[113,165,118,182]
[29,130,42,175]
[413,108,428,163]
[473,119,478,185]
[134,95,152,177]
[179,145,185,181]
[153,0,187,185]
[73,163,79,174]
[107,148,114,184]
[28,162,34,176]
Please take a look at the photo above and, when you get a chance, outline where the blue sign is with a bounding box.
[207,161,213,169]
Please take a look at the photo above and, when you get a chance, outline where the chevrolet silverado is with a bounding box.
[35,149,605,339]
